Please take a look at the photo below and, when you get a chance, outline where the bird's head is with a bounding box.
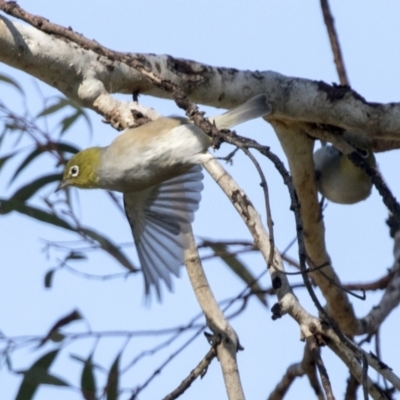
[57,147,102,191]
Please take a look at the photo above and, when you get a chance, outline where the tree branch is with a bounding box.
[268,341,326,400]
[184,228,245,400]
[320,0,349,86]
[1,6,400,143]
[163,341,219,400]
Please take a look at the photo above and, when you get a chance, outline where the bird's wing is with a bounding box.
[123,165,203,299]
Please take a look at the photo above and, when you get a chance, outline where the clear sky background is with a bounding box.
[1,1,400,399]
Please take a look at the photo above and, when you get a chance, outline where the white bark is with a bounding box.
[2,8,400,397]
[184,228,245,400]
[1,16,400,139]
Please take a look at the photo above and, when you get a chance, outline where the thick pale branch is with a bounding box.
[184,228,245,400]
[271,121,360,335]
[203,156,325,338]
[1,12,400,140]
[324,328,400,392]
[327,340,388,400]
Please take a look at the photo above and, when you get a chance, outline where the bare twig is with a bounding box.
[306,336,335,400]
[268,343,325,400]
[129,328,204,398]
[163,339,219,400]
[344,374,360,400]
[239,146,275,267]
[320,0,349,85]
[184,228,245,400]
[327,340,386,400]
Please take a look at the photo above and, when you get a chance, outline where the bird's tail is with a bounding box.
[209,94,271,129]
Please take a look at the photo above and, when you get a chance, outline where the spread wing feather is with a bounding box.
[123,165,203,299]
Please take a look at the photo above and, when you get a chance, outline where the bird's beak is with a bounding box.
[55,179,69,193]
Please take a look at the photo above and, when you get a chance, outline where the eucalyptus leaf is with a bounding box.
[10,173,62,201]
[36,98,73,118]
[10,147,46,183]
[15,349,69,400]
[106,353,121,400]
[0,74,24,95]
[56,142,81,155]
[0,152,18,172]
[81,354,97,400]
[0,199,74,231]
[80,227,136,272]
[44,269,56,289]
[60,111,80,134]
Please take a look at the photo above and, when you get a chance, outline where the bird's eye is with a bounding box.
[359,148,369,159]
[69,165,79,177]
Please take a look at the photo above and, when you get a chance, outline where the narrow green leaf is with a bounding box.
[66,251,87,261]
[10,147,45,183]
[80,227,136,272]
[36,98,72,118]
[16,376,37,400]
[38,310,82,347]
[8,142,79,185]
[60,111,80,135]
[0,199,74,231]
[0,198,133,273]
[15,349,69,400]
[81,354,97,400]
[10,173,62,201]
[106,353,120,400]
[210,243,267,307]
[78,108,93,136]
[56,142,80,155]
[0,152,18,172]
[0,74,24,94]
[39,373,69,386]
[44,269,56,288]
[36,97,92,136]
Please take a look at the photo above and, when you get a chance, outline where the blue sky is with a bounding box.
[1,1,400,399]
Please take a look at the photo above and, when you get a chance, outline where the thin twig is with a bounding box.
[362,353,369,400]
[306,336,335,400]
[267,342,325,400]
[344,373,360,400]
[129,328,204,399]
[239,146,275,267]
[162,338,220,400]
[320,0,349,85]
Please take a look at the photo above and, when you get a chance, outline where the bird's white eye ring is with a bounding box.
[359,148,369,159]
[69,165,79,177]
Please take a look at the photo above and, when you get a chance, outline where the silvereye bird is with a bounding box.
[313,142,376,204]
[58,94,270,297]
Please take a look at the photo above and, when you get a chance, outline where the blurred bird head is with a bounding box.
[313,141,376,204]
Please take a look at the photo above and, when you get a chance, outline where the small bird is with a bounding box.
[58,94,270,298]
[313,141,376,204]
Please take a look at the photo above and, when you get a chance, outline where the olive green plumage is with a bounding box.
[58,94,271,298]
